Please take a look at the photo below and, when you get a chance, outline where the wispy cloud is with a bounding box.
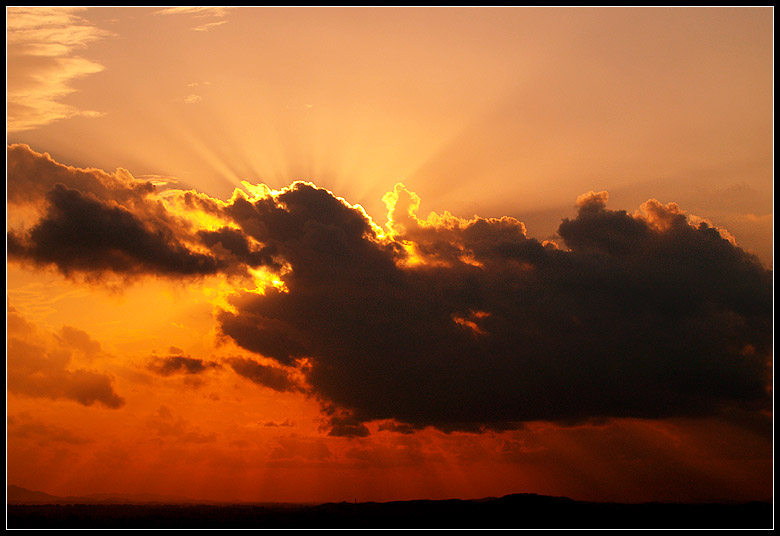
[179,81,209,104]
[155,6,235,31]
[7,7,112,132]
[194,20,229,32]
[182,94,202,105]
[154,7,234,17]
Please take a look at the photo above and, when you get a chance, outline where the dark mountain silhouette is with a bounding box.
[7,485,63,504]
[7,484,200,505]
[6,486,771,529]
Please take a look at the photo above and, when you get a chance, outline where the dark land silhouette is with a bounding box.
[6,486,772,529]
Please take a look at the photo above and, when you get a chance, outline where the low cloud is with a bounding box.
[147,406,216,444]
[8,414,92,445]
[326,416,371,438]
[227,356,302,393]
[57,325,103,358]
[269,436,333,463]
[8,183,222,279]
[7,147,772,434]
[217,183,771,434]
[7,145,223,280]
[263,419,296,428]
[7,307,124,409]
[7,144,154,207]
[147,350,221,376]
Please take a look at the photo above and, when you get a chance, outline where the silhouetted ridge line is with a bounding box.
[6,487,772,529]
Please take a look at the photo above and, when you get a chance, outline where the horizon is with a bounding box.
[6,6,773,510]
[7,483,772,506]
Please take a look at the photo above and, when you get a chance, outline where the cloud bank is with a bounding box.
[7,144,772,434]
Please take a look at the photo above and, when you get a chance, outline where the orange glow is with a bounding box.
[6,7,772,507]
[452,310,491,336]
[247,266,290,295]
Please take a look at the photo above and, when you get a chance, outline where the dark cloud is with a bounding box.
[6,145,278,281]
[317,401,373,438]
[147,351,220,376]
[6,147,772,434]
[198,227,278,269]
[57,325,103,357]
[7,144,154,207]
[7,307,124,409]
[8,337,124,409]
[227,356,301,392]
[8,184,221,278]
[216,183,771,434]
[377,421,418,435]
[263,419,295,428]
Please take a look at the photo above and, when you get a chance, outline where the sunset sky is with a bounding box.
[6,7,773,505]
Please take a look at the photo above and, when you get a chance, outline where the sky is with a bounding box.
[5,7,773,505]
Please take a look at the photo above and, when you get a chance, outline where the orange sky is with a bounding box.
[6,7,773,505]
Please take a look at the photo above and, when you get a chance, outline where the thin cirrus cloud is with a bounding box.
[154,6,235,31]
[6,7,111,132]
[6,144,772,435]
[193,20,229,32]
[153,6,235,17]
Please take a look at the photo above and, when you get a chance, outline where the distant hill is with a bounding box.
[7,485,199,505]
[7,485,63,504]
[6,486,773,529]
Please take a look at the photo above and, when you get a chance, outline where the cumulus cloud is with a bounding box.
[198,227,277,269]
[7,145,223,280]
[7,147,772,434]
[215,182,771,434]
[147,348,221,376]
[57,325,103,358]
[227,356,302,392]
[7,306,124,409]
[8,183,222,278]
[7,144,153,206]
[6,7,110,132]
